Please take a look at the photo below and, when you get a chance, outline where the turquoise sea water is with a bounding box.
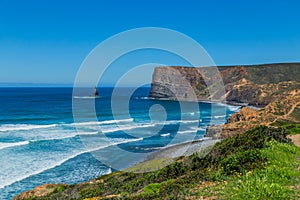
[0,87,240,199]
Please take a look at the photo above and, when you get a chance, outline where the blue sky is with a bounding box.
[0,0,299,85]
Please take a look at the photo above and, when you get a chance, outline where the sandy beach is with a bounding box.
[145,137,221,161]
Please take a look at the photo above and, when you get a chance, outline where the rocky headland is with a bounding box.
[206,89,300,138]
[149,63,300,137]
[149,63,300,105]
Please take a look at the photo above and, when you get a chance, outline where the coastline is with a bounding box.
[13,90,299,199]
[125,99,240,171]
[10,97,240,199]
[148,96,262,110]
[145,137,220,161]
[125,137,221,173]
[12,138,223,199]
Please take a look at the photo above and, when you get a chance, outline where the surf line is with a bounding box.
[0,137,143,189]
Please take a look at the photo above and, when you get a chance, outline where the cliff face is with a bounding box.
[149,63,300,138]
[149,63,300,106]
[207,89,300,138]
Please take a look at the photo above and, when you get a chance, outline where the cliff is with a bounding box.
[149,63,300,106]
[208,89,300,138]
[149,63,300,138]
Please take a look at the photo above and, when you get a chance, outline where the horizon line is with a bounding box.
[2,61,299,87]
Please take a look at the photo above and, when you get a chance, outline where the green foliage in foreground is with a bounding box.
[272,120,300,135]
[281,124,300,135]
[22,126,300,200]
[196,140,300,200]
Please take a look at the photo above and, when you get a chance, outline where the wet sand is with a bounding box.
[145,138,221,161]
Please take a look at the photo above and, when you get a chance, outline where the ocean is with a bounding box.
[0,87,240,199]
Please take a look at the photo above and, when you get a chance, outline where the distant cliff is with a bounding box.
[149,63,300,106]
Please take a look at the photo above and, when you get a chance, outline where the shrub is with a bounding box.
[220,149,266,175]
[159,179,184,196]
[143,183,161,194]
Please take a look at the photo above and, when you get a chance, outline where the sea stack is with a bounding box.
[93,87,99,96]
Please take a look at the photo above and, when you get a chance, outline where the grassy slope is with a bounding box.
[194,140,300,200]
[272,120,300,135]
[217,62,300,84]
[21,126,300,200]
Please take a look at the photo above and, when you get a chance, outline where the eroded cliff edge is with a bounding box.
[149,63,300,137]
[149,63,300,106]
[206,89,300,138]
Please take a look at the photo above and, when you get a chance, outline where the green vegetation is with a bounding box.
[195,84,206,91]
[281,124,300,135]
[195,140,300,199]
[272,120,300,135]
[143,183,161,194]
[195,84,209,96]
[245,63,300,84]
[125,157,173,173]
[291,107,300,120]
[52,185,67,193]
[20,126,300,200]
[217,63,300,84]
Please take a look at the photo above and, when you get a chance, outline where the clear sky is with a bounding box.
[0,0,299,85]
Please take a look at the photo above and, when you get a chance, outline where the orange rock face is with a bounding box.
[150,63,300,106]
[13,184,67,200]
[208,90,300,138]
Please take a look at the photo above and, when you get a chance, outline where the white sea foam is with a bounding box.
[185,111,200,116]
[0,137,143,189]
[151,119,200,126]
[0,131,99,151]
[106,168,112,174]
[197,127,206,131]
[139,147,162,151]
[0,118,201,147]
[101,124,156,133]
[177,129,197,134]
[29,131,99,142]
[228,105,241,112]
[177,119,200,124]
[0,124,57,132]
[160,133,170,137]
[0,118,198,133]
[78,131,99,135]
[100,119,200,133]
[72,118,134,126]
[212,115,226,119]
[216,102,241,112]
[134,97,149,100]
[177,127,205,134]
[0,141,30,150]
[74,119,199,129]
